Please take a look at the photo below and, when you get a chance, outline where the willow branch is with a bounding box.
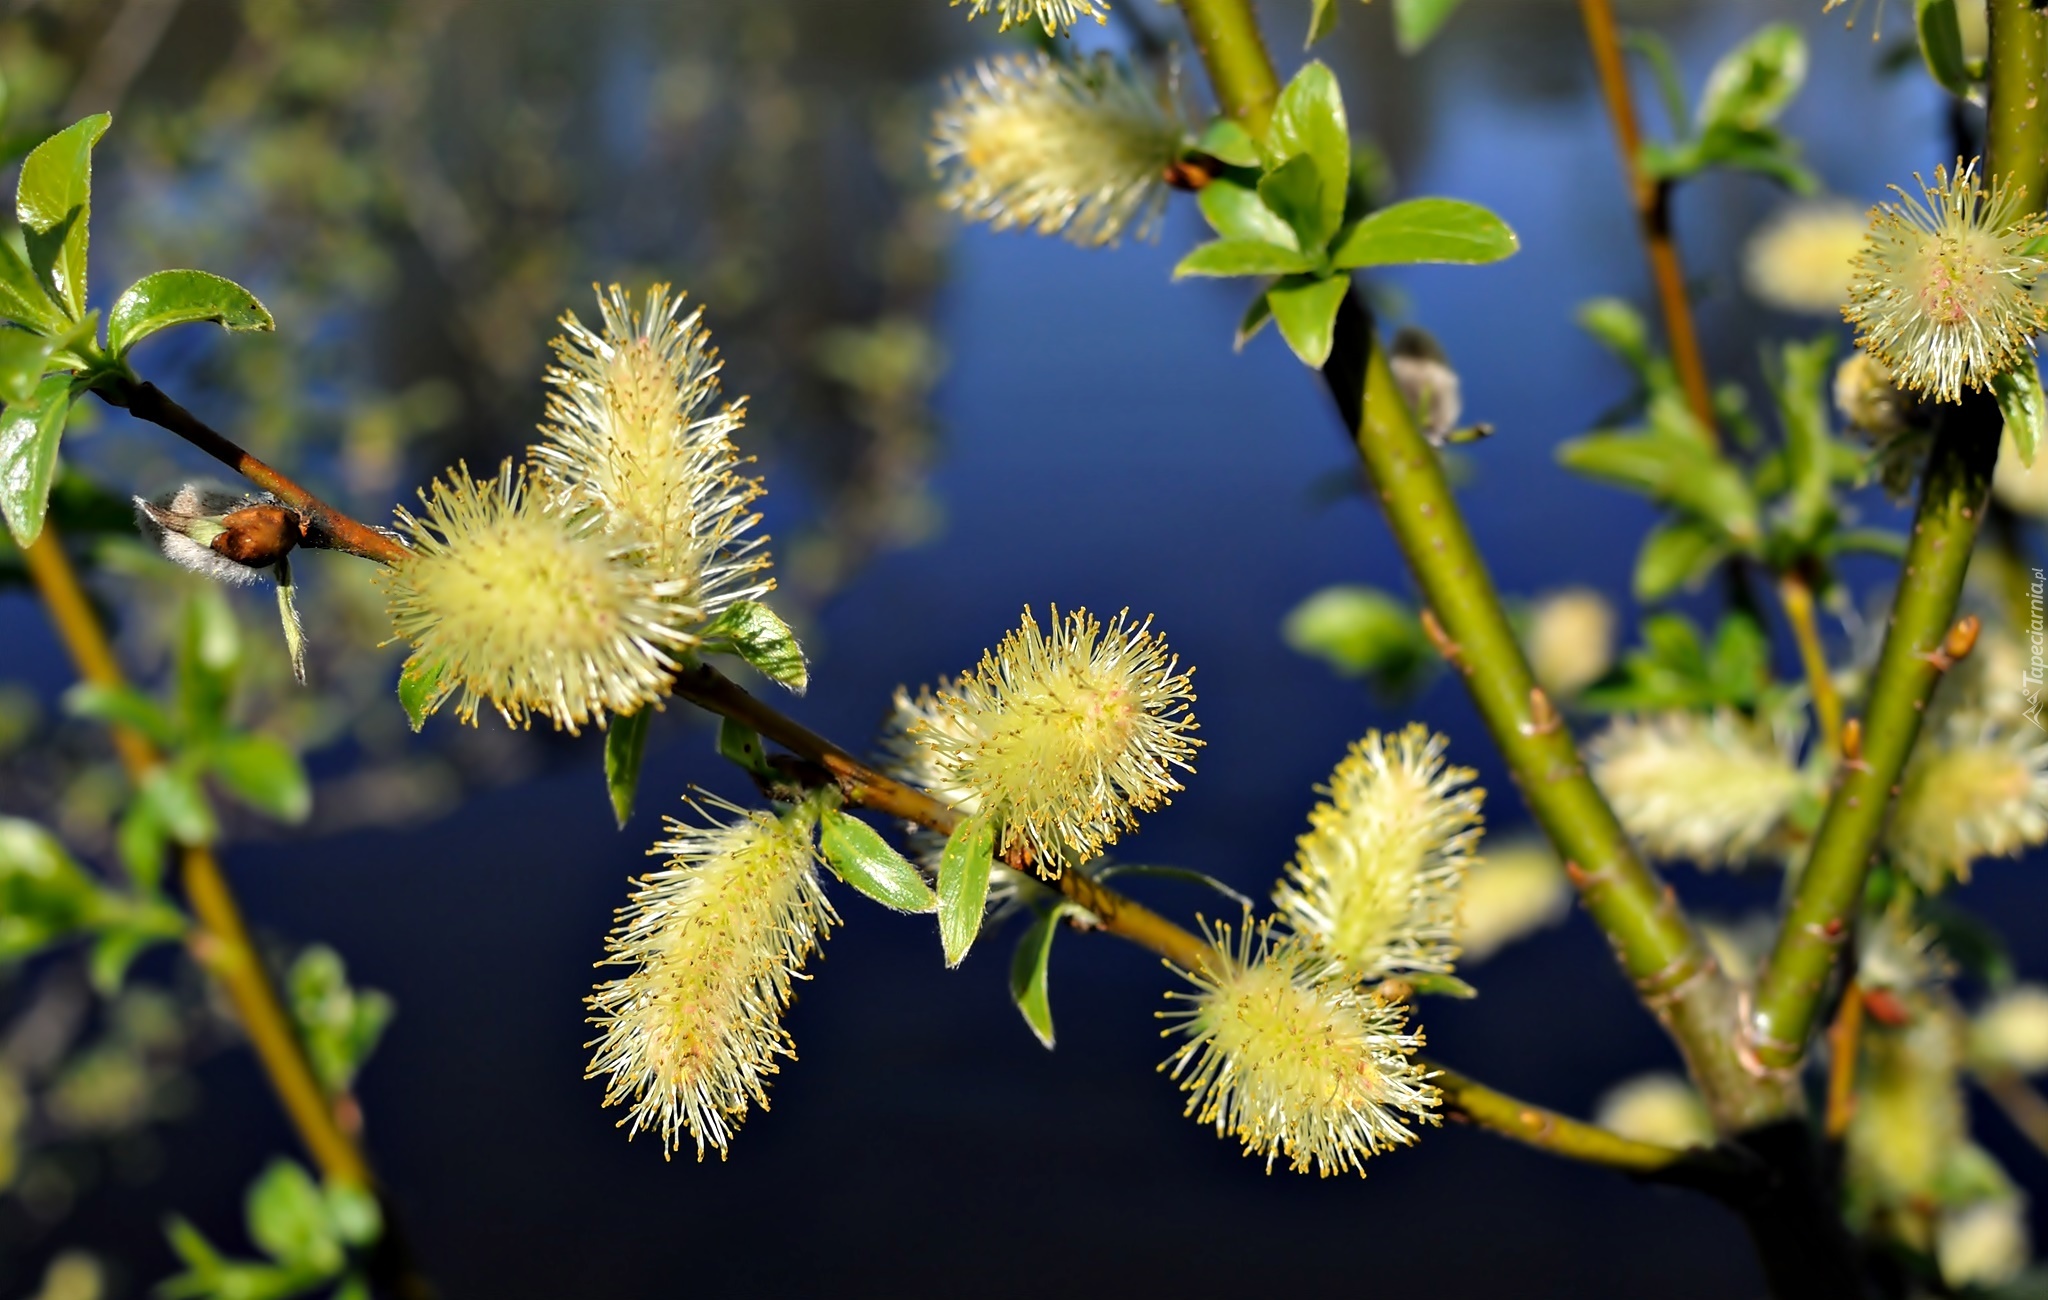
[1575,0,1716,439]
[1748,407,1997,1077]
[92,374,411,566]
[1168,0,1778,1129]
[1987,0,2048,205]
[19,527,431,1298]
[1778,569,1843,759]
[1432,1065,1693,1174]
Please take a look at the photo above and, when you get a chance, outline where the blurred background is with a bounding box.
[0,0,2006,1295]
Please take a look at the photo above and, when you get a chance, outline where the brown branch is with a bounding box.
[1577,0,1717,441]
[94,376,411,566]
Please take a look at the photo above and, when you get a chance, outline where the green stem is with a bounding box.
[1169,0,1785,1129]
[1431,1064,1693,1174]
[1748,401,1999,1076]
[1988,0,2048,204]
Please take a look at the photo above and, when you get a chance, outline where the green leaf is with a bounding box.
[1009,905,1073,1049]
[702,600,808,693]
[1577,297,1653,373]
[1771,334,1838,542]
[1624,29,1690,133]
[1306,0,1340,47]
[1708,612,1769,704]
[1279,583,1433,690]
[15,113,110,319]
[1556,430,1761,546]
[1916,0,1974,97]
[289,944,394,1095]
[1234,290,1273,350]
[208,733,312,824]
[1831,527,1909,559]
[1193,119,1261,168]
[1393,0,1464,52]
[1329,196,1519,269]
[604,709,652,829]
[62,681,177,747]
[1405,971,1478,999]
[0,815,100,960]
[107,269,275,357]
[0,328,57,405]
[1633,517,1729,602]
[324,1183,382,1249]
[1267,272,1350,368]
[395,653,449,733]
[246,1159,343,1274]
[817,808,935,913]
[1172,237,1313,279]
[0,370,72,547]
[115,800,167,892]
[1686,123,1818,194]
[176,588,240,738]
[1264,62,1349,240]
[1997,362,2046,468]
[1256,155,1332,254]
[1697,24,1807,130]
[937,814,996,968]
[716,716,773,776]
[140,764,217,846]
[1193,182,1288,242]
[0,240,65,334]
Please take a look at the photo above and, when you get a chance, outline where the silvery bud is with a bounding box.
[135,482,301,586]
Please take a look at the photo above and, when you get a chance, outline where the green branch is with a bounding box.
[1168,0,1789,1129]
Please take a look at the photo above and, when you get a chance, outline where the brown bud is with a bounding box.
[211,504,301,566]
[1944,614,1981,664]
[1841,717,1863,766]
[1162,156,1216,191]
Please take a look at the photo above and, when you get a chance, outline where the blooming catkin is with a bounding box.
[1742,200,1868,314]
[1587,710,1806,866]
[533,284,771,628]
[949,0,1107,37]
[930,52,1186,248]
[1887,716,2048,891]
[379,461,690,732]
[912,607,1199,875]
[1275,725,1483,980]
[1843,159,2048,403]
[585,801,837,1160]
[1160,921,1439,1177]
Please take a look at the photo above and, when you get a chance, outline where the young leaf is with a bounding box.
[818,808,935,913]
[1193,119,1261,168]
[604,708,652,828]
[1256,155,1332,254]
[1010,905,1072,1049]
[1198,179,1299,247]
[1556,430,1761,547]
[1405,971,1478,999]
[1915,0,1974,97]
[1393,0,1465,52]
[1995,362,2045,468]
[0,371,73,546]
[246,1159,344,1274]
[208,733,313,824]
[1697,24,1807,131]
[108,269,275,357]
[1771,335,1838,541]
[0,329,57,405]
[702,600,808,693]
[1279,583,1433,690]
[62,681,178,748]
[0,815,100,959]
[0,240,66,334]
[115,800,168,892]
[1633,517,1728,602]
[1306,0,1340,47]
[16,113,110,319]
[1234,289,1273,350]
[1264,62,1349,240]
[396,653,449,733]
[716,716,773,776]
[1329,197,1519,269]
[1267,272,1350,368]
[937,815,996,968]
[140,764,218,846]
[176,588,240,739]
[1172,238,1313,279]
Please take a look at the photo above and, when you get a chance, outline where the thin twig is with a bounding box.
[1576,0,1717,441]
[1778,569,1842,760]
[1823,980,1864,1140]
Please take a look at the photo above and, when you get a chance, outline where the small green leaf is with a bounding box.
[1577,297,1653,373]
[1771,334,1839,542]
[1405,971,1478,999]
[1009,905,1072,1049]
[1392,0,1464,52]
[1193,119,1261,168]
[289,944,394,1096]
[208,733,312,824]
[0,240,65,334]
[1831,527,1908,559]
[1996,362,2045,468]
[818,808,935,913]
[0,370,72,547]
[1307,0,1340,45]
[324,1183,382,1249]
[140,764,217,846]
[604,709,652,828]
[63,681,177,747]
[1198,179,1299,247]
[1264,62,1349,240]
[16,113,110,319]
[1633,517,1729,602]
[0,328,56,404]
[1279,583,1433,690]
[1256,155,1332,253]
[1624,29,1690,132]
[1267,272,1350,368]
[702,600,808,693]
[0,815,100,959]
[1916,0,1974,97]
[716,716,773,776]
[1235,290,1273,350]
[108,269,275,357]
[1556,430,1761,546]
[1329,197,1519,269]
[396,653,449,733]
[1697,24,1807,130]
[937,814,996,968]
[1708,612,1769,703]
[1172,237,1313,279]
[116,800,167,892]
[176,588,240,738]
[247,1159,343,1273]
